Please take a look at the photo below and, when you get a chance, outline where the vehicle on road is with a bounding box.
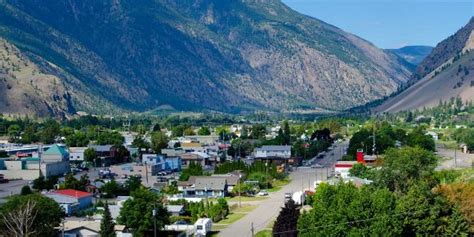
[257,190,269,196]
[194,218,212,237]
[0,174,8,183]
[292,191,306,205]
[311,164,324,168]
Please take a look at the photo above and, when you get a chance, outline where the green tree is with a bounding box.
[348,163,374,179]
[273,199,300,237]
[0,194,64,237]
[117,189,169,236]
[179,162,203,181]
[20,185,33,195]
[39,119,60,144]
[406,128,436,152]
[124,176,142,193]
[84,148,97,163]
[151,131,169,153]
[376,147,437,193]
[21,124,37,144]
[7,124,20,142]
[183,127,195,136]
[197,126,211,135]
[100,203,115,237]
[282,120,291,145]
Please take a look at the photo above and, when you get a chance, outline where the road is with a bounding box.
[218,141,347,237]
[436,145,473,170]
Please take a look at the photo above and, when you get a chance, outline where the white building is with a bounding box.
[69,147,87,161]
[255,145,291,159]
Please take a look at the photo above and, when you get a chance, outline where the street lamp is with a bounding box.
[265,162,268,191]
[238,174,242,208]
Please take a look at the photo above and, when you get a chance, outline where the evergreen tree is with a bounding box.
[283,120,291,145]
[273,199,300,237]
[20,185,32,195]
[100,203,115,237]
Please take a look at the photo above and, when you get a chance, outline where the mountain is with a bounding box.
[376,17,474,113]
[411,17,474,83]
[388,46,433,66]
[0,0,412,117]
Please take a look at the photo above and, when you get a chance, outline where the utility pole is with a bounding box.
[454,147,457,168]
[251,222,255,237]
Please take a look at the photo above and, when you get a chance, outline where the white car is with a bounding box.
[311,164,324,168]
[257,190,269,196]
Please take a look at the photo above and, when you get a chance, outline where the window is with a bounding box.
[197,225,203,230]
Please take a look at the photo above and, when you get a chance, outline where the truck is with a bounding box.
[292,191,306,205]
[194,218,212,237]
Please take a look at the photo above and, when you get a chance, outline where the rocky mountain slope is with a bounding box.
[410,17,474,83]
[388,45,433,66]
[376,18,474,113]
[0,0,413,117]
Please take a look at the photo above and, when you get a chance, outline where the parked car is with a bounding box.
[257,190,269,196]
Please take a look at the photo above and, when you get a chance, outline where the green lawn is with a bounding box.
[437,140,459,149]
[255,229,272,237]
[218,213,246,225]
[216,205,257,225]
[230,204,257,212]
[224,196,269,202]
[268,178,291,192]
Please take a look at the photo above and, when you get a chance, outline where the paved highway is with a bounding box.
[218,141,347,237]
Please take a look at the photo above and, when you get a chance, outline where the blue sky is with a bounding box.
[282,0,473,49]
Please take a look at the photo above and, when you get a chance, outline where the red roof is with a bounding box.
[54,189,93,199]
[335,164,355,168]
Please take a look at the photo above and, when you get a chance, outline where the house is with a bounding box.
[180,152,209,168]
[69,147,87,162]
[166,205,185,216]
[161,148,185,157]
[211,174,240,192]
[178,176,227,198]
[62,219,130,237]
[181,142,203,152]
[183,135,219,145]
[195,177,227,198]
[142,154,182,173]
[42,144,70,163]
[45,189,93,215]
[255,145,291,159]
[425,131,439,141]
[88,145,115,158]
[110,163,159,178]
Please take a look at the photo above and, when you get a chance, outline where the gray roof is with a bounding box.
[195,177,226,191]
[211,175,240,186]
[256,145,291,151]
[89,145,113,152]
[166,205,184,213]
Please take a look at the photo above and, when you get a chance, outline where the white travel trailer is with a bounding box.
[194,218,212,236]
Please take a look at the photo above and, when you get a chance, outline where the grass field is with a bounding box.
[215,205,257,225]
[268,178,291,192]
[255,229,272,237]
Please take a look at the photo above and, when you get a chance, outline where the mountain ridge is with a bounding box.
[376,18,474,113]
[0,0,412,117]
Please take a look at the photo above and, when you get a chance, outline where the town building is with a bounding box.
[45,189,93,215]
[255,145,292,159]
